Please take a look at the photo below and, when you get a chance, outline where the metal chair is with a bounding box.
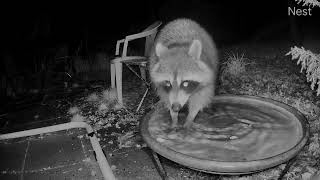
[110,21,162,111]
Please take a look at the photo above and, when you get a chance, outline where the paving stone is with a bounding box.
[0,174,20,180]
[24,130,86,170]
[23,162,104,180]
[0,140,28,171]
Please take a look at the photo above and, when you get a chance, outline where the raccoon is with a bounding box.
[149,18,219,128]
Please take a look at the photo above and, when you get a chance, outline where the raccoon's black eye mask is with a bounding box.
[160,80,172,92]
[181,80,199,93]
[159,80,200,93]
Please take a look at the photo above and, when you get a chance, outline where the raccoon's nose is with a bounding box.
[171,103,181,112]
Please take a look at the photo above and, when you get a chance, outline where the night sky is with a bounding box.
[1,0,320,58]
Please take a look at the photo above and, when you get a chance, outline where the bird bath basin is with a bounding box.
[141,95,309,174]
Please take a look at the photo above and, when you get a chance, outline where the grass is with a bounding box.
[221,52,252,77]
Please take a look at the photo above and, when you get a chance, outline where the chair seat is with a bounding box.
[111,56,147,64]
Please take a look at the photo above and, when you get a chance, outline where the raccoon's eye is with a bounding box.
[181,80,199,93]
[164,80,171,87]
[182,81,189,87]
[162,80,172,92]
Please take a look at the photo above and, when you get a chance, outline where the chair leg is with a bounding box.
[152,151,168,180]
[115,62,123,106]
[139,66,146,81]
[110,63,115,88]
[136,88,149,112]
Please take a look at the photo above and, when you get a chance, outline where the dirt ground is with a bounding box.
[1,40,320,180]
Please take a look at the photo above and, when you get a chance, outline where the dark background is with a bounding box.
[0,0,319,91]
[1,1,319,52]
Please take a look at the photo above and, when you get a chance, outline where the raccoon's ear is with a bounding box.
[188,39,202,60]
[155,42,168,57]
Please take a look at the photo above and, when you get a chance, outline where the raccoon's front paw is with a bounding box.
[170,122,178,129]
[183,121,193,129]
[170,126,180,133]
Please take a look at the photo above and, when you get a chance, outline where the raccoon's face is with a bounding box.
[160,78,200,112]
[151,40,212,112]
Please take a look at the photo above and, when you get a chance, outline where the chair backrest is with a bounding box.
[143,21,162,32]
[119,21,162,57]
[143,21,162,56]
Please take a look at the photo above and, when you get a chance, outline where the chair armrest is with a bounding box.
[121,28,158,57]
[119,21,161,57]
[125,28,158,41]
[115,39,125,56]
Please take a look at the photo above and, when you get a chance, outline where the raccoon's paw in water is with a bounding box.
[183,121,194,129]
[183,115,197,129]
[163,125,180,134]
[170,121,178,129]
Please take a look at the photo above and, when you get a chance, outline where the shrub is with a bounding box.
[222,52,250,77]
[286,46,320,95]
[294,0,320,7]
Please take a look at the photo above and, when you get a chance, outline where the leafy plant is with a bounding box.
[294,0,320,7]
[286,46,320,95]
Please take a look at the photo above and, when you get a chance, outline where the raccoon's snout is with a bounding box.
[171,103,182,112]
